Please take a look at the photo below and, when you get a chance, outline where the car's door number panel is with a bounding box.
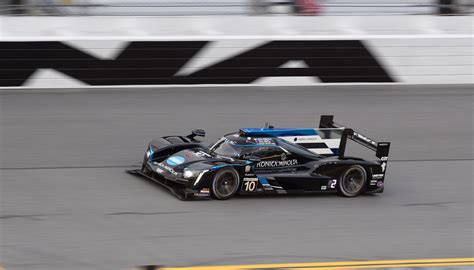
[242,178,258,192]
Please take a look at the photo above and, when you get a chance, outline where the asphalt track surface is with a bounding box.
[0,85,473,270]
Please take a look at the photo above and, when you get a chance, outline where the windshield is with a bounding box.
[209,135,278,159]
[211,139,241,158]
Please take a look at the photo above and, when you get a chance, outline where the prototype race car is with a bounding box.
[128,115,390,200]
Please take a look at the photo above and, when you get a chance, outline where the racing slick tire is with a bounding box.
[337,165,367,197]
[211,168,240,200]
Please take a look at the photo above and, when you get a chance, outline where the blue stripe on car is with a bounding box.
[210,165,227,171]
[257,176,270,186]
[240,128,318,137]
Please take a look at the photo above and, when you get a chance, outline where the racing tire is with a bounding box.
[211,168,240,200]
[337,165,367,197]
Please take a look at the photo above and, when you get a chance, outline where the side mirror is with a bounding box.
[187,129,205,141]
[192,129,205,137]
[263,122,274,129]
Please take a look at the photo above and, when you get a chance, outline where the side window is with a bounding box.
[252,146,284,159]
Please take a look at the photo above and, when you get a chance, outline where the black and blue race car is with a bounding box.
[128,115,390,200]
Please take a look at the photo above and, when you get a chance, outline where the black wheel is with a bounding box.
[211,168,240,200]
[337,165,367,197]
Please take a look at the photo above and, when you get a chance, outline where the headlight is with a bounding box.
[183,169,202,179]
[146,145,154,158]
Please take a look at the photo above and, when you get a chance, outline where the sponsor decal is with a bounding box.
[1,40,393,87]
[195,188,211,197]
[370,180,378,186]
[244,177,259,181]
[321,186,327,191]
[245,165,251,173]
[254,167,297,174]
[242,178,259,192]
[372,174,384,180]
[256,159,298,168]
[252,138,275,145]
[381,162,387,173]
[166,156,185,166]
[157,162,179,175]
[224,138,236,144]
[353,132,377,146]
[156,168,164,173]
[281,153,287,160]
[292,136,320,142]
[377,181,384,188]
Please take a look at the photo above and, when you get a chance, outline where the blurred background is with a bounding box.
[0,0,473,16]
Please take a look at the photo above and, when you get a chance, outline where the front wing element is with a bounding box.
[126,169,210,200]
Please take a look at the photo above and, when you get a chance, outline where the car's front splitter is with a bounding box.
[126,169,211,200]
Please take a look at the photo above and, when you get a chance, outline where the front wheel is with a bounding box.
[211,168,240,200]
[337,165,367,197]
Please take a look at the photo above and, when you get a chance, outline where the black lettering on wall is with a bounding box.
[183,40,393,83]
[0,41,209,86]
[0,40,393,86]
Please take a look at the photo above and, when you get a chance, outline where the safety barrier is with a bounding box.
[132,258,474,270]
[1,16,472,88]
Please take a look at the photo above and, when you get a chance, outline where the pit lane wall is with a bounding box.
[1,16,472,88]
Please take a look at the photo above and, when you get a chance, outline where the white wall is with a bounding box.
[369,38,473,84]
[2,15,471,37]
[1,16,472,88]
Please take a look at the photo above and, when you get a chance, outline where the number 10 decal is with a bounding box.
[243,178,258,192]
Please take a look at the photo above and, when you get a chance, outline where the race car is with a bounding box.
[127,115,390,200]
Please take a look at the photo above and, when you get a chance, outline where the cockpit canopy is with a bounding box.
[209,133,287,160]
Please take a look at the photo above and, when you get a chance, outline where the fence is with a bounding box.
[1,0,473,16]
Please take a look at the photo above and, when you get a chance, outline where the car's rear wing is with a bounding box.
[319,115,390,161]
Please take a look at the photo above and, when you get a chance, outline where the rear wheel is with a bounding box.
[211,168,240,200]
[337,165,367,197]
